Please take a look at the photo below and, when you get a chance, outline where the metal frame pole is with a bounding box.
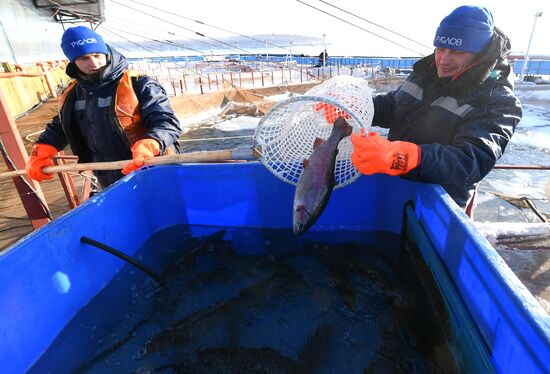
[519,12,543,82]
[0,87,50,229]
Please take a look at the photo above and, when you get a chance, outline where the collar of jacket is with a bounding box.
[413,26,513,92]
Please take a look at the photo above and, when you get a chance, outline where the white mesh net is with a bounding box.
[254,75,374,188]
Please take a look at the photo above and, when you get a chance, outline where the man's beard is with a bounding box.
[81,71,101,82]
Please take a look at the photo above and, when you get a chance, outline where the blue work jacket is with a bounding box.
[38,46,181,187]
[372,28,522,208]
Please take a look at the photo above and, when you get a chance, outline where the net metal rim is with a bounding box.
[254,95,371,188]
[255,94,370,141]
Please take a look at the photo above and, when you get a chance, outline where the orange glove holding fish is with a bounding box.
[26,143,58,182]
[122,138,161,175]
[351,131,420,176]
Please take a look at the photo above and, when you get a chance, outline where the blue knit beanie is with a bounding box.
[60,26,109,62]
[434,6,494,53]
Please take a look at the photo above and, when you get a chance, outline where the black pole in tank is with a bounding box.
[80,236,163,284]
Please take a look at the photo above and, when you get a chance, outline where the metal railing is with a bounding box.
[0,61,70,117]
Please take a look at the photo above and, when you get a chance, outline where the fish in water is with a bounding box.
[293,116,352,235]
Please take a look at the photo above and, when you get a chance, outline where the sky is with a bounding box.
[102,0,550,57]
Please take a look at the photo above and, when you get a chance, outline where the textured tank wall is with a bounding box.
[0,0,65,64]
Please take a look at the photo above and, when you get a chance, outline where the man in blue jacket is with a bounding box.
[351,6,522,215]
[26,26,182,189]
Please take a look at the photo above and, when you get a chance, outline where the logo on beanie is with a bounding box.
[71,38,99,48]
[433,6,494,53]
[435,36,463,47]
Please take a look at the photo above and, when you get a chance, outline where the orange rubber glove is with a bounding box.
[351,131,421,176]
[122,138,161,175]
[25,143,58,182]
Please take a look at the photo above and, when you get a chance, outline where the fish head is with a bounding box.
[333,116,353,138]
[293,204,312,235]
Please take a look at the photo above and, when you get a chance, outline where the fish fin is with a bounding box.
[313,137,324,148]
[302,159,309,168]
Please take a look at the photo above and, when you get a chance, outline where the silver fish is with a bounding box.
[293,116,352,235]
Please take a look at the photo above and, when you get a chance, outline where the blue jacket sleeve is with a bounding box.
[371,90,396,129]
[133,76,182,153]
[406,85,522,186]
[36,114,69,151]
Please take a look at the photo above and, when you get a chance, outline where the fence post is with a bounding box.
[251,70,255,86]
[36,63,57,98]
[199,77,204,94]
[208,73,211,91]
[216,74,220,90]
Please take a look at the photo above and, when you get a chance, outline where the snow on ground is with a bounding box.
[482,169,548,200]
[213,116,260,131]
[264,92,294,102]
[474,221,550,246]
[512,131,550,152]
[511,87,550,152]
[515,84,550,106]
[178,107,222,130]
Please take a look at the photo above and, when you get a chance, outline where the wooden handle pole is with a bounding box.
[0,147,257,180]
[493,164,550,170]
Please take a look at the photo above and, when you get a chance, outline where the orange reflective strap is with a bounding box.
[57,80,78,115]
[115,71,146,145]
